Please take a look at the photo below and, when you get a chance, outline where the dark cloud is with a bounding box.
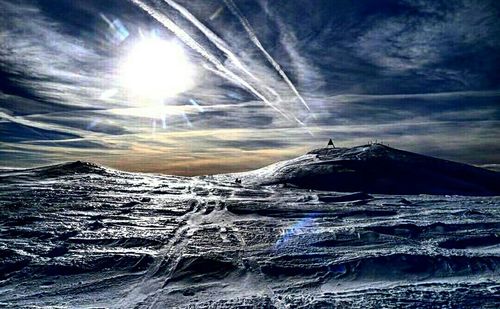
[0,122,79,142]
[28,139,110,149]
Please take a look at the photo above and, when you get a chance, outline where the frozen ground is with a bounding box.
[0,147,499,308]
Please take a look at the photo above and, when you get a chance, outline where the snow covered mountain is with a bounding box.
[0,145,499,308]
[235,144,500,195]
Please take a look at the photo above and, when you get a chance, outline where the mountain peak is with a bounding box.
[307,143,392,157]
[240,144,500,196]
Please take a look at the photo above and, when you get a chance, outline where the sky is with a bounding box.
[0,0,499,175]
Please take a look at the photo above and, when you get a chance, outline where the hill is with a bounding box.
[237,144,500,195]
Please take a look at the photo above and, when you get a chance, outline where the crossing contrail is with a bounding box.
[129,0,290,120]
[201,64,290,120]
[163,0,260,82]
[223,0,311,111]
[163,0,282,102]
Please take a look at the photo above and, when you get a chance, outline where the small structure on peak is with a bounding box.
[327,139,335,148]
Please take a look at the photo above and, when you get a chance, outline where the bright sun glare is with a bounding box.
[121,37,195,101]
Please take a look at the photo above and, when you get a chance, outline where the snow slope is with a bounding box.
[0,147,499,308]
[235,144,500,195]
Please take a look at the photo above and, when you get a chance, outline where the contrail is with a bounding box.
[223,0,311,111]
[162,0,262,85]
[163,0,282,104]
[202,64,290,120]
[209,6,224,20]
[129,0,289,119]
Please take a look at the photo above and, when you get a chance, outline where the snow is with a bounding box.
[224,144,500,195]
[0,146,499,307]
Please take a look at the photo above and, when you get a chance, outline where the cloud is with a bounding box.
[0,122,79,143]
[353,0,500,91]
[0,0,498,174]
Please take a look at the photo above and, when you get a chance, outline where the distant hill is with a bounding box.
[2,144,499,196]
[237,144,500,196]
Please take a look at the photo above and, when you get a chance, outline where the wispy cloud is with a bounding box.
[0,0,498,173]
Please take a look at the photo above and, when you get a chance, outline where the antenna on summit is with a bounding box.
[327,138,335,148]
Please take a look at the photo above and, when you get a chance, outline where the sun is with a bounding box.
[120,36,195,101]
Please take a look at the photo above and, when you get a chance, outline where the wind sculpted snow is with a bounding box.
[0,151,499,307]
